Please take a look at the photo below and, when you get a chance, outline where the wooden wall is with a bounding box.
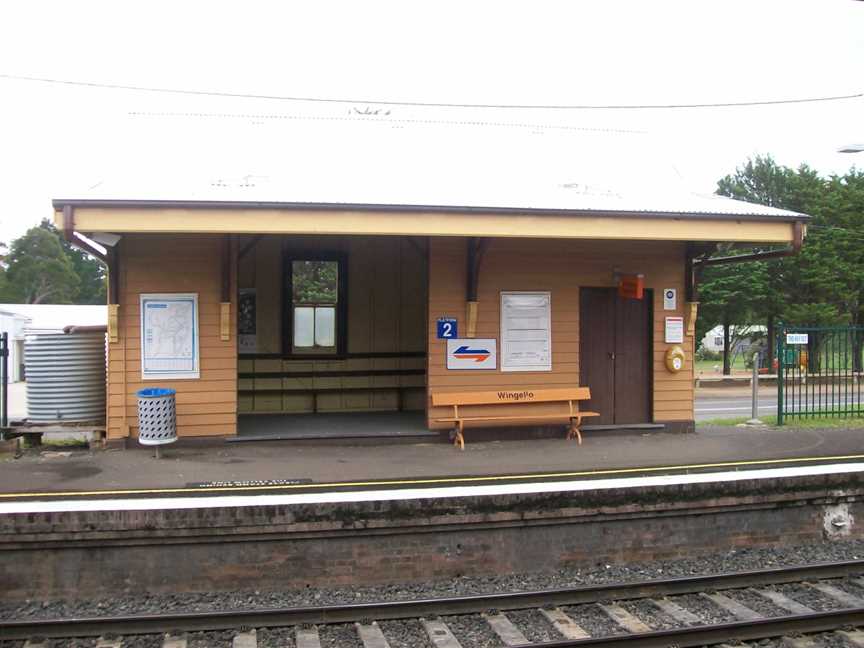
[427,237,694,428]
[237,236,427,413]
[107,235,237,440]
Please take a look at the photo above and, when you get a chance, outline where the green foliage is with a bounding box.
[50,225,107,305]
[703,156,864,355]
[1,226,79,304]
[292,260,338,303]
[696,347,721,361]
[0,219,106,305]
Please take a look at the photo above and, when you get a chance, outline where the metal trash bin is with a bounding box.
[136,388,177,446]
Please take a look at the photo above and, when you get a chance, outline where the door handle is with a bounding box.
[608,352,616,360]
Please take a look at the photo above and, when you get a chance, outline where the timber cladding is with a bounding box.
[107,235,237,440]
[427,237,694,429]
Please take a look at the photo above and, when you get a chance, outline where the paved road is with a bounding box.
[695,390,778,421]
[695,387,863,421]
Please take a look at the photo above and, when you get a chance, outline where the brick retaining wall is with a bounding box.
[2,472,863,600]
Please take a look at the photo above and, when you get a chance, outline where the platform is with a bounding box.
[3,423,864,501]
[234,411,436,442]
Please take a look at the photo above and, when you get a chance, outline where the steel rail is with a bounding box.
[518,608,864,647]
[2,559,863,639]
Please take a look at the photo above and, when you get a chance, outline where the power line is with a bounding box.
[126,110,646,135]
[2,73,862,110]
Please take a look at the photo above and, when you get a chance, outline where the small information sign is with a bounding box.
[786,333,809,345]
[663,288,677,311]
[436,317,458,339]
[664,316,684,344]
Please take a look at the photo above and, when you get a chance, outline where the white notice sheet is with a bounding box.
[140,293,200,379]
[500,291,552,372]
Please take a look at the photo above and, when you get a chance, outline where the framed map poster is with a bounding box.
[140,293,200,380]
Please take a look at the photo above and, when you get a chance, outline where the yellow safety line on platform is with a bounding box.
[2,453,864,500]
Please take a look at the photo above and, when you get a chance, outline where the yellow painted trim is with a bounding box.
[1,453,862,499]
[60,208,798,243]
[107,304,119,343]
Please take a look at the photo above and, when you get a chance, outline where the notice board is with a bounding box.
[140,293,200,380]
[500,291,552,372]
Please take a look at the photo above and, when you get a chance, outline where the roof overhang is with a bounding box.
[53,200,805,243]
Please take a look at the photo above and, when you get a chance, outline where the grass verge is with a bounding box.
[699,415,864,428]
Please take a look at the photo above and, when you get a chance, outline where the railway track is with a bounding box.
[6,560,864,647]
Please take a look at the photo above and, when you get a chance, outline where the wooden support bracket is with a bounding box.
[685,301,699,337]
[107,304,119,343]
[466,301,479,338]
[220,302,231,341]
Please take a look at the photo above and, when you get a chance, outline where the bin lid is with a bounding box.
[137,388,176,398]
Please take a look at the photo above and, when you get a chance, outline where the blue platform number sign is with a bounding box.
[437,318,458,339]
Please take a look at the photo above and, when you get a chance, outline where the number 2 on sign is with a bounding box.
[437,318,458,339]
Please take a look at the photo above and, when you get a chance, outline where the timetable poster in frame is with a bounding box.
[140,293,200,380]
[500,291,552,372]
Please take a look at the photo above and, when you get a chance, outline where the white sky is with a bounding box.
[0,0,862,242]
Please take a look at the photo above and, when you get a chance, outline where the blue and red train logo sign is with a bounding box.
[446,338,497,370]
[452,345,491,363]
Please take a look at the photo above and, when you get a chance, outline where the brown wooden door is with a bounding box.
[579,288,616,424]
[579,288,651,425]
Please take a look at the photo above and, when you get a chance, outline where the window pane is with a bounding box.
[293,307,314,347]
[315,307,336,347]
[292,260,338,304]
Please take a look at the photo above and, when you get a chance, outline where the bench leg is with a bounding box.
[454,421,465,450]
[567,416,583,445]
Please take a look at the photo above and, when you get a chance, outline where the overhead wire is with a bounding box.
[1,73,862,110]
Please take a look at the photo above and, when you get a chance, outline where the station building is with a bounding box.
[51,122,807,444]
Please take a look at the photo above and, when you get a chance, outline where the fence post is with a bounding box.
[777,324,784,426]
[751,351,760,421]
[1,331,7,430]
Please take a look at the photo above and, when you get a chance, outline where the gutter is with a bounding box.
[63,205,124,439]
[696,221,805,267]
[62,205,118,306]
[687,221,805,301]
[62,205,108,264]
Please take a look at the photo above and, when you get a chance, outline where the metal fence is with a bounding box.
[777,325,864,424]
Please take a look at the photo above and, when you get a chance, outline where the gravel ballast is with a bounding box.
[4,539,864,621]
[439,614,502,648]
[377,619,432,648]
[504,608,561,643]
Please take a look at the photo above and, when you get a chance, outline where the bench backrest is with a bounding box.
[432,387,591,407]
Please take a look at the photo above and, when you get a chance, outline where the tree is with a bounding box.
[696,251,767,374]
[45,225,107,305]
[2,225,80,303]
[292,260,338,303]
[714,156,827,369]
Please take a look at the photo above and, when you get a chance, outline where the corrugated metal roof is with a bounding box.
[53,114,807,220]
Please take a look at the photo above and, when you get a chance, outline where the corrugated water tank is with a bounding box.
[25,326,107,422]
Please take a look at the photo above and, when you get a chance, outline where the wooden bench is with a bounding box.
[431,387,600,449]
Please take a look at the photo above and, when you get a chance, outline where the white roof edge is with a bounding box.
[53,196,808,221]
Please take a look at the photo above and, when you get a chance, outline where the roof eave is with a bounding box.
[51,198,810,223]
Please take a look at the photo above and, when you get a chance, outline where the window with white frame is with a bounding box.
[286,257,344,355]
